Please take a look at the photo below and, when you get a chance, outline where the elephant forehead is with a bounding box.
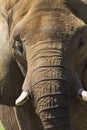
[12,0,84,34]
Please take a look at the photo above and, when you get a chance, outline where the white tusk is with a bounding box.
[15,91,28,106]
[81,90,87,102]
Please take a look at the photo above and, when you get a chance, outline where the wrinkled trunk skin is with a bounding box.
[23,41,75,130]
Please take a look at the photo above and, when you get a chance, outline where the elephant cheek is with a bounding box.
[0,57,24,106]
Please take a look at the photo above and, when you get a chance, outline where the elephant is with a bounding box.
[0,0,87,130]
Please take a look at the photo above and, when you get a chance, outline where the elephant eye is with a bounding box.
[79,37,86,49]
[15,41,23,54]
[14,35,23,55]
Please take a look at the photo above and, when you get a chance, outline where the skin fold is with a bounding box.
[0,0,87,130]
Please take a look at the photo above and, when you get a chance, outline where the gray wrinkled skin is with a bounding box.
[0,0,87,130]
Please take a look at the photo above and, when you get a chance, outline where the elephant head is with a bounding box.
[7,0,87,129]
[0,0,87,130]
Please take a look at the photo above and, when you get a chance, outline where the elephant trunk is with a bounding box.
[16,40,84,129]
[33,75,72,130]
[27,40,73,130]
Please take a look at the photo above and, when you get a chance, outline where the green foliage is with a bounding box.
[0,122,5,130]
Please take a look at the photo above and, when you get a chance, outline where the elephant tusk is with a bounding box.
[81,90,87,102]
[15,91,29,106]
